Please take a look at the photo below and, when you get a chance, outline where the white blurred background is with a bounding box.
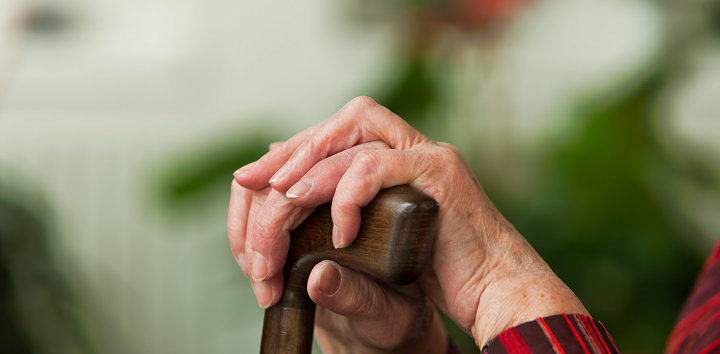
[1,0,719,353]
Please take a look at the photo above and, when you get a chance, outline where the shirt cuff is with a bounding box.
[481,313,619,353]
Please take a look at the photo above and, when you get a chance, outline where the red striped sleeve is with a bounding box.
[578,313,607,353]
[483,314,618,354]
[563,313,590,353]
[705,241,720,272]
[498,327,531,354]
[538,316,565,354]
[667,239,720,354]
[587,314,612,353]
[700,337,720,353]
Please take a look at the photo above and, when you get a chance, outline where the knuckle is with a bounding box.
[333,96,380,126]
[304,136,325,158]
[268,142,279,150]
[417,145,465,202]
[332,200,357,218]
[352,279,384,316]
[352,151,379,177]
[355,295,376,317]
[348,96,378,110]
[292,141,311,163]
[432,144,462,171]
[335,96,380,124]
[294,135,327,165]
[436,142,461,156]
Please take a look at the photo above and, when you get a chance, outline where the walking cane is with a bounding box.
[259,185,438,354]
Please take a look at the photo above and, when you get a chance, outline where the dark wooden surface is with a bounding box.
[260,185,438,354]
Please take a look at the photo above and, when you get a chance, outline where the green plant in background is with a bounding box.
[492,74,714,353]
[378,56,439,128]
[0,187,93,354]
[154,77,710,354]
[155,2,720,353]
[156,131,280,213]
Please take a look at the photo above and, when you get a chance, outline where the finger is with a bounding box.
[308,260,426,348]
[285,141,389,208]
[242,187,275,281]
[330,148,430,248]
[330,143,468,249]
[233,123,322,190]
[247,188,314,309]
[251,274,284,309]
[228,179,252,276]
[268,96,429,192]
[247,189,314,283]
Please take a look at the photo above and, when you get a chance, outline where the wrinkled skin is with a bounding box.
[228,97,588,352]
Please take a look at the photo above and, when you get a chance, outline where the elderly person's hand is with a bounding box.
[229,97,588,352]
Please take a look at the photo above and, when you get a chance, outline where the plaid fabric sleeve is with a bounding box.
[666,239,720,354]
[481,313,619,354]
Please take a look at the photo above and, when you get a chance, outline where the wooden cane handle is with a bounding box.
[259,185,438,354]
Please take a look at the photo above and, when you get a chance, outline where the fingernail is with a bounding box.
[316,262,341,297]
[251,252,268,281]
[255,281,274,309]
[286,179,312,199]
[234,161,257,176]
[331,225,345,249]
[269,165,287,184]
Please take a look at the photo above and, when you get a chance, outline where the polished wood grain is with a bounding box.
[260,185,438,354]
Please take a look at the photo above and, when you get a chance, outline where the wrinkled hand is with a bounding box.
[228,97,588,351]
[229,141,444,352]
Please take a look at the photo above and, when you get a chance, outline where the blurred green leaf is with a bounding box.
[0,188,92,354]
[376,55,440,128]
[501,75,708,353]
[155,130,277,213]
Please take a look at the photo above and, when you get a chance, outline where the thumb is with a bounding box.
[307,260,430,349]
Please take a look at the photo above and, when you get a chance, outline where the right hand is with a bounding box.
[230,96,588,349]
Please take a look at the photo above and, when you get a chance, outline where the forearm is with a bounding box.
[469,231,589,347]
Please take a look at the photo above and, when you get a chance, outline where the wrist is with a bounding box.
[470,231,588,347]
